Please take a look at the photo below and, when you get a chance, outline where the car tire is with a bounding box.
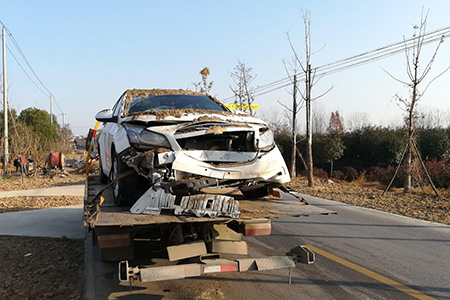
[110,147,149,206]
[111,149,132,206]
[98,148,108,184]
[240,184,271,199]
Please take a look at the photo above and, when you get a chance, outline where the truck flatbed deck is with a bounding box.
[85,176,335,228]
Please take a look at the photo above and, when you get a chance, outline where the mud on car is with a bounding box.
[96,89,290,207]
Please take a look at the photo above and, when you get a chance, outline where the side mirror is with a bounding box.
[95,109,117,123]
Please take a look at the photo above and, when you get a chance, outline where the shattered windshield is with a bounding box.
[127,95,227,115]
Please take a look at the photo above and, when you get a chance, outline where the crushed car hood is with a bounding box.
[122,111,267,125]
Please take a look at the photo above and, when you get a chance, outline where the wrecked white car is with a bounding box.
[95,89,290,214]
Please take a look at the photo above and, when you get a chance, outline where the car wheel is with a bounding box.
[110,148,149,206]
[98,148,108,184]
[240,184,271,199]
[111,149,132,206]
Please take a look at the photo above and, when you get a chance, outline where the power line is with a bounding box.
[0,20,64,117]
[223,25,450,102]
[5,42,63,115]
[5,44,49,97]
[317,25,450,72]
[6,29,54,96]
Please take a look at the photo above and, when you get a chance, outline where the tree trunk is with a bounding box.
[306,64,314,187]
[290,75,297,178]
[404,57,418,193]
[404,143,412,192]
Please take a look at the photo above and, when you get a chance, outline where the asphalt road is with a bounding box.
[87,193,450,300]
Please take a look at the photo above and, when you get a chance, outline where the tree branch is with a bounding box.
[311,86,334,101]
[382,67,410,86]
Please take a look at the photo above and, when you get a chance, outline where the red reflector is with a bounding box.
[220,264,238,272]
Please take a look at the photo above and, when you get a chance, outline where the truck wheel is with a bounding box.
[98,149,108,184]
[240,184,271,199]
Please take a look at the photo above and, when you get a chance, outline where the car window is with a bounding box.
[127,95,227,115]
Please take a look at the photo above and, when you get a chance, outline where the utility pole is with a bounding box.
[2,27,8,171]
[290,74,297,178]
[50,94,53,123]
[62,113,65,128]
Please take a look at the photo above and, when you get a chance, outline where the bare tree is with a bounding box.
[230,61,256,115]
[312,103,328,134]
[384,11,448,194]
[284,10,332,186]
[416,107,450,129]
[260,110,290,138]
[193,67,213,94]
[278,58,302,178]
[346,112,370,132]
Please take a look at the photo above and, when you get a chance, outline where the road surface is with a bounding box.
[86,193,450,300]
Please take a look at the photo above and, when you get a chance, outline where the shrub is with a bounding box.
[418,128,450,160]
[341,126,404,168]
[425,159,450,188]
[313,168,329,179]
[366,166,384,182]
[300,168,328,179]
[378,166,407,188]
[331,170,345,181]
[341,166,359,182]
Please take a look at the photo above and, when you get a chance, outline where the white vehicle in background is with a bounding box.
[95,89,290,207]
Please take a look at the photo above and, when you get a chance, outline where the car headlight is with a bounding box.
[125,125,171,149]
[258,129,274,149]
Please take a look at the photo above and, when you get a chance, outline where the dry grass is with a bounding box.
[0,150,87,191]
[0,196,83,213]
[289,176,450,225]
[0,172,85,191]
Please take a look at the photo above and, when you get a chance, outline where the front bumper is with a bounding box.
[165,147,290,184]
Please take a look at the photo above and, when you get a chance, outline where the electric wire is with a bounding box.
[5,44,50,98]
[1,20,64,116]
[223,25,450,101]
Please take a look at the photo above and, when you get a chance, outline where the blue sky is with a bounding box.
[1,0,450,135]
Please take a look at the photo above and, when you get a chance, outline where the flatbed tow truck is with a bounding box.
[83,173,336,285]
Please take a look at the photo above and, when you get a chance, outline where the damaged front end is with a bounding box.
[118,114,290,219]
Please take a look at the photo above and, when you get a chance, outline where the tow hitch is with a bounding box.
[118,244,315,284]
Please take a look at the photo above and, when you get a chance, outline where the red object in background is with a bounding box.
[49,152,61,167]
[18,155,27,165]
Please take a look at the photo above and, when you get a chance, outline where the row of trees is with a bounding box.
[274,122,450,179]
[0,107,71,167]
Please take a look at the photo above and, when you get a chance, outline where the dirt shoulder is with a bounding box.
[0,236,84,300]
[0,172,85,191]
[290,177,450,225]
[0,196,83,213]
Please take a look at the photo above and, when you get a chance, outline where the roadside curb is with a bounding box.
[84,230,96,300]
